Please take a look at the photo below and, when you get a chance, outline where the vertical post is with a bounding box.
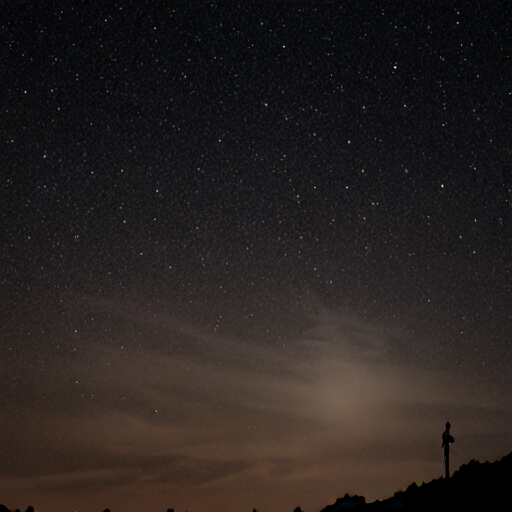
[445,446,449,478]
[441,421,454,478]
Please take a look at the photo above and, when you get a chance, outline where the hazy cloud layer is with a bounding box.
[1,295,509,499]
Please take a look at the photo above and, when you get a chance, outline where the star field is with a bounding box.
[1,2,510,512]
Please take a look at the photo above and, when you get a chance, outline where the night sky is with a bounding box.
[1,2,511,512]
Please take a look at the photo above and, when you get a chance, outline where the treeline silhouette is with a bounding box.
[320,451,511,511]
[1,453,510,512]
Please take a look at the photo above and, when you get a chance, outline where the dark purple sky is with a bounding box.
[1,1,510,511]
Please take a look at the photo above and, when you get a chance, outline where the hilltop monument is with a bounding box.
[441,421,455,478]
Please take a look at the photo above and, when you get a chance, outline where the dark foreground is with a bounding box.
[2,452,511,512]
[321,452,512,511]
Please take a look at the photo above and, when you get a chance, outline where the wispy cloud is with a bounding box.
[1,296,509,498]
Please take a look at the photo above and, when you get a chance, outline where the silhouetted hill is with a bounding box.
[321,493,366,511]
[2,454,511,512]
[321,452,512,511]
